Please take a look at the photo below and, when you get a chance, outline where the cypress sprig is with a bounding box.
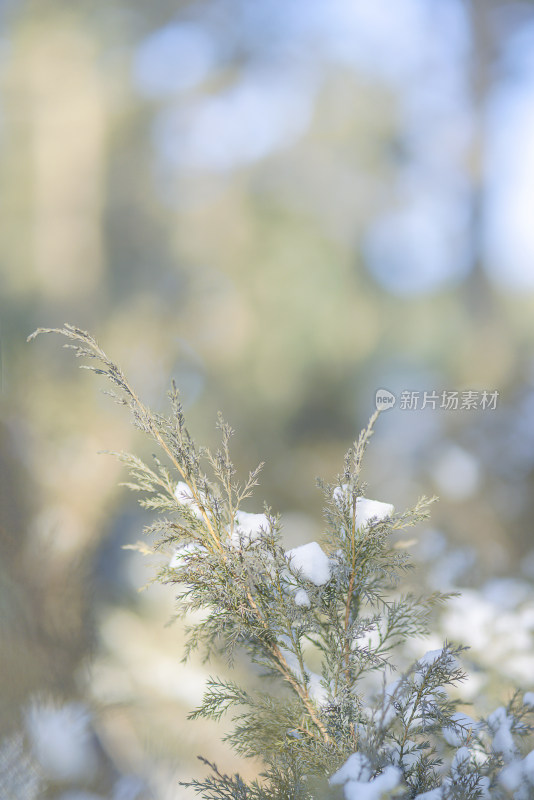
[29,325,534,800]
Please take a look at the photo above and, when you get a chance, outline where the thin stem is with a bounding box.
[244,587,331,745]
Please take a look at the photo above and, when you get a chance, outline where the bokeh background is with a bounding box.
[2,0,534,797]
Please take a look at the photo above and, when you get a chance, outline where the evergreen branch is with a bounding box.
[189,679,251,722]
[351,409,380,479]
[181,758,265,800]
[243,588,332,745]
[29,325,223,554]
[30,326,534,800]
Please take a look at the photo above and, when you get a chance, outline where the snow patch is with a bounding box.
[442,712,477,747]
[524,750,534,785]
[500,760,524,792]
[230,510,269,547]
[333,487,394,528]
[499,749,534,792]
[174,482,206,519]
[390,740,420,768]
[308,672,328,705]
[285,541,331,585]
[330,752,371,784]
[25,701,98,783]
[294,588,311,607]
[451,746,471,779]
[342,766,401,800]
[417,649,446,667]
[414,647,458,686]
[488,706,517,761]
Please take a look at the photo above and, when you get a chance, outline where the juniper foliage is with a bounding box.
[29,325,534,800]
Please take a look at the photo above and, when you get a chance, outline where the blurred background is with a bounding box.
[2,0,534,797]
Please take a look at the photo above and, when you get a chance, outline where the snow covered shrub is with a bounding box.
[29,326,534,800]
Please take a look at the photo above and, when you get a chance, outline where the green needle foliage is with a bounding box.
[29,325,534,800]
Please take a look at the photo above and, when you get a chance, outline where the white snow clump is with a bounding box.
[25,700,98,783]
[499,749,534,793]
[329,752,371,784]
[442,712,478,747]
[488,706,518,761]
[230,510,269,547]
[174,481,206,519]
[285,541,331,586]
[451,746,471,779]
[330,753,401,800]
[294,588,311,607]
[333,487,394,529]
